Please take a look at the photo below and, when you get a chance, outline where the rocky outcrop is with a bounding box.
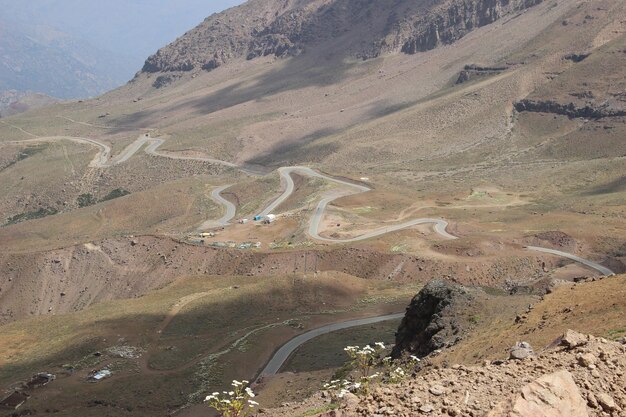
[456,64,509,84]
[140,0,544,77]
[392,280,472,358]
[564,53,590,63]
[400,0,543,54]
[514,99,626,119]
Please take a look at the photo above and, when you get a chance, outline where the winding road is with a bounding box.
[3,125,615,276]
[525,246,615,276]
[259,313,405,376]
[197,185,237,230]
[2,117,617,387]
[247,165,457,242]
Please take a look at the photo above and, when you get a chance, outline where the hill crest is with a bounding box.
[141,0,544,75]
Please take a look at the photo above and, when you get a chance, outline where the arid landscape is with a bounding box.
[0,0,625,416]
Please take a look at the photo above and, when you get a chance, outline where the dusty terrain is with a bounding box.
[0,0,625,415]
[261,275,626,417]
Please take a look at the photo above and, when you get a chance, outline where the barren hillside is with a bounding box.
[0,0,625,416]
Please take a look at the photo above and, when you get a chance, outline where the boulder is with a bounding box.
[561,330,588,349]
[577,353,596,368]
[487,370,588,417]
[509,342,534,360]
[597,393,619,412]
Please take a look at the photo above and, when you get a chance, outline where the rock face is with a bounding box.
[392,280,472,358]
[456,64,508,84]
[514,99,626,119]
[400,0,542,54]
[140,0,544,75]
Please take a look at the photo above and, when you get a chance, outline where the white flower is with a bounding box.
[232,380,243,387]
[375,342,386,349]
[337,389,350,398]
[410,355,421,362]
[245,387,255,397]
[228,391,234,396]
[353,382,362,389]
[205,395,215,402]
[248,400,259,406]
[223,399,231,404]
[212,392,220,396]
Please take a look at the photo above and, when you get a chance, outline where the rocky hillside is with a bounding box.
[316,331,625,416]
[141,0,543,75]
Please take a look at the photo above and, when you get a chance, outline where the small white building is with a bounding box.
[263,214,277,224]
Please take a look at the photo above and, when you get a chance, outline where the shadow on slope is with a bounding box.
[583,175,626,196]
[107,54,359,135]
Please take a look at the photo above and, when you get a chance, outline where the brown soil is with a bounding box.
[0,234,577,325]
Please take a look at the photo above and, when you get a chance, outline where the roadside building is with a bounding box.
[263,214,277,224]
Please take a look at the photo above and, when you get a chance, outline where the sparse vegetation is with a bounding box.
[77,193,97,207]
[5,207,58,226]
[607,327,626,339]
[17,145,46,161]
[205,380,258,417]
[100,188,131,202]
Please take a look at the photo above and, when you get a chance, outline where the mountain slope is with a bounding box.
[0,19,133,99]
[141,0,543,74]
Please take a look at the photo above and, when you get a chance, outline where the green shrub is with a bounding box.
[77,193,97,207]
[5,207,58,225]
[17,145,46,161]
[100,188,131,202]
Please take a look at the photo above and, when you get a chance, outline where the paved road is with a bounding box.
[526,246,615,276]
[9,134,240,170]
[6,127,614,275]
[309,194,457,242]
[258,313,404,376]
[198,185,237,230]
[259,166,369,216]
[8,136,113,167]
[255,166,456,241]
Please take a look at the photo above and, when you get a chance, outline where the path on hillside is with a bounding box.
[139,288,299,376]
[258,313,405,376]
[3,126,614,276]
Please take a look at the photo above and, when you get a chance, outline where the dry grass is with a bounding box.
[439,274,626,365]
